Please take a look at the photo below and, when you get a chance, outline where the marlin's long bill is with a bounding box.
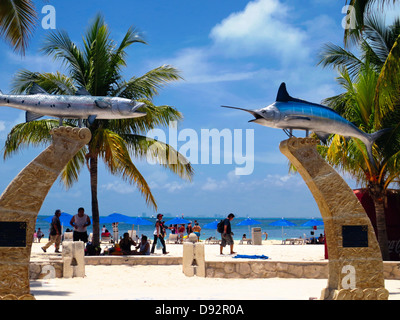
[221,105,262,120]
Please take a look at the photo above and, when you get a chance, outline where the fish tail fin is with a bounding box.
[364,128,392,166]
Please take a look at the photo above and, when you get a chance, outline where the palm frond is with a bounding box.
[3,120,59,159]
[0,0,37,54]
[11,69,76,94]
[120,134,194,181]
[90,128,157,210]
[40,29,87,87]
[60,147,87,188]
[375,33,400,123]
[317,42,364,79]
[116,65,182,99]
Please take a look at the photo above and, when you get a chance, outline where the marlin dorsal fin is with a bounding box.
[276,82,291,102]
[29,83,49,95]
[76,87,91,96]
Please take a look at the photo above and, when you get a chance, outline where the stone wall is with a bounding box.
[29,258,400,280]
[205,261,329,279]
[205,260,400,280]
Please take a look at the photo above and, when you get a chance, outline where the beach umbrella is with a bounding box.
[165,217,191,225]
[128,217,153,234]
[99,213,134,224]
[301,218,324,227]
[236,217,262,235]
[202,220,219,229]
[269,218,297,241]
[236,217,261,226]
[202,220,220,238]
[44,212,73,225]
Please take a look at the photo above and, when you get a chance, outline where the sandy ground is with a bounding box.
[29,241,400,300]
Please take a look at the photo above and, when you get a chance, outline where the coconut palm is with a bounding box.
[0,0,37,54]
[3,14,194,248]
[317,15,400,260]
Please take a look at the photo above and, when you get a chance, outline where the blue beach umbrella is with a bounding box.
[301,218,324,227]
[202,220,219,229]
[202,220,220,238]
[44,212,73,225]
[269,218,297,241]
[236,217,261,226]
[128,217,153,234]
[165,217,191,225]
[129,217,152,226]
[237,217,262,235]
[100,213,134,224]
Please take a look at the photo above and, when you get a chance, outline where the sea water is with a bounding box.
[35,216,324,242]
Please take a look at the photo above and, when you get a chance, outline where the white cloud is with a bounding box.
[101,181,136,195]
[0,121,5,132]
[156,47,260,84]
[264,173,304,188]
[209,0,309,62]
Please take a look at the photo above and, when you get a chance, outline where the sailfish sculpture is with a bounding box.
[222,82,390,166]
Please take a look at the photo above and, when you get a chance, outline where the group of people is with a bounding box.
[168,220,202,242]
[41,207,91,253]
[106,232,150,255]
[39,210,239,256]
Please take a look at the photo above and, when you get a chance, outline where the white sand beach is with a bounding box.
[28,241,400,300]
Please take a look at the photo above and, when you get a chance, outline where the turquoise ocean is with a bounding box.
[35,216,324,241]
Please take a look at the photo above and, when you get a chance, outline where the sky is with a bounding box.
[0,0,398,218]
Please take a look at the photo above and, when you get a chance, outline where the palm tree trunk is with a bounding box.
[89,151,100,248]
[374,197,390,260]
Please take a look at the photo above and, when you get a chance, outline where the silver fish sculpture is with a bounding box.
[222,82,390,166]
[0,83,146,126]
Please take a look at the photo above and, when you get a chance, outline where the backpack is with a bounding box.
[217,220,225,233]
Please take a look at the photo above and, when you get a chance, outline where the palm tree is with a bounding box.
[3,14,194,248]
[0,0,37,54]
[318,15,400,260]
[344,0,398,45]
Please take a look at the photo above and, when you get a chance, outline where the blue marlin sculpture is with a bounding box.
[222,82,390,166]
[0,83,146,126]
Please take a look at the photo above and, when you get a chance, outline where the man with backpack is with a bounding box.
[218,213,236,255]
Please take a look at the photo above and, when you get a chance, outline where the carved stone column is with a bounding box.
[280,137,388,300]
[0,126,91,300]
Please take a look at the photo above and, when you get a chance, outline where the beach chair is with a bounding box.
[101,235,112,243]
[239,237,252,245]
[167,234,179,244]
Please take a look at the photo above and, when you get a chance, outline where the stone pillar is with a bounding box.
[0,127,91,300]
[62,241,85,278]
[183,234,205,277]
[280,137,388,300]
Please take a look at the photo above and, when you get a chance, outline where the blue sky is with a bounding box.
[0,0,398,218]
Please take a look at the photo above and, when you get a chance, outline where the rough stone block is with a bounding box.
[62,241,85,278]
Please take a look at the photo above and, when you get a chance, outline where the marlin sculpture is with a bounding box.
[0,83,146,126]
[222,82,390,166]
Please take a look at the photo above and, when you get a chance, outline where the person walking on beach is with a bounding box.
[220,213,236,255]
[41,209,62,253]
[70,207,91,242]
[151,213,168,254]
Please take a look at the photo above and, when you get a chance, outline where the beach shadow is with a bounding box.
[30,281,73,297]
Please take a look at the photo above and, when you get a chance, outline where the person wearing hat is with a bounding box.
[151,214,168,254]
